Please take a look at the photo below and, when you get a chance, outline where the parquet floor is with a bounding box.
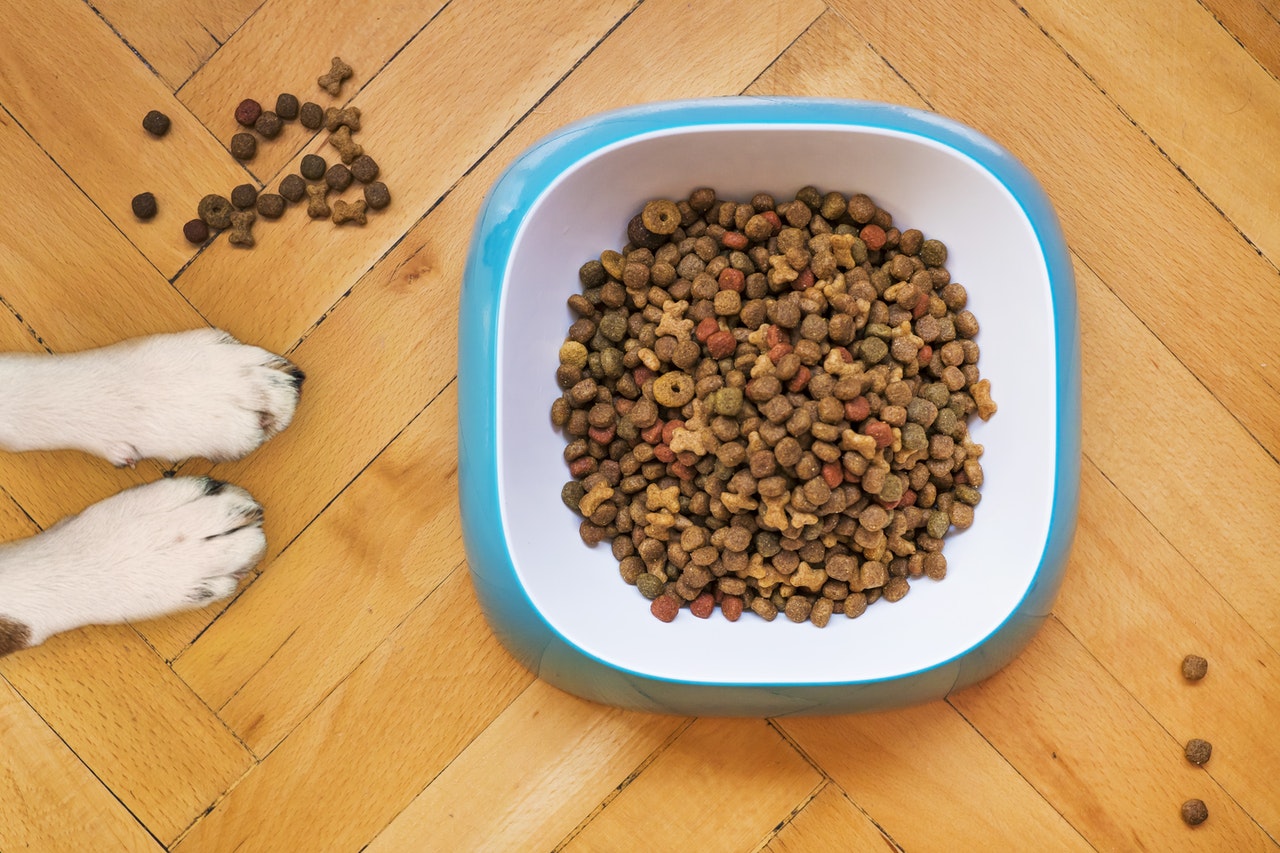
[0,0,1277,849]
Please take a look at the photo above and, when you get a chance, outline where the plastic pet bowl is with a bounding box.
[458,98,1079,717]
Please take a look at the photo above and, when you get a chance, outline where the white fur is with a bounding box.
[0,330,301,650]
[0,477,265,645]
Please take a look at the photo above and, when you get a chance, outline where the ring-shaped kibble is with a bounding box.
[197,193,233,229]
[652,371,696,408]
[641,199,681,235]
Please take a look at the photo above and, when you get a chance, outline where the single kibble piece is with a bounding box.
[234,99,262,127]
[279,174,307,203]
[324,105,361,132]
[230,132,257,161]
[305,184,330,219]
[255,193,285,219]
[641,199,681,235]
[131,192,157,220]
[328,126,363,164]
[182,218,209,244]
[227,209,256,248]
[141,110,170,137]
[332,198,367,226]
[275,93,300,121]
[349,154,379,183]
[1180,799,1208,826]
[363,181,390,210]
[1184,738,1212,766]
[317,56,353,96]
[299,101,324,130]
[1181,654,1208,681]
[230,183,259,210]
[254,110,282,139]
[324,163,353,191]
[197,194,233,229]
[300,154,327,181]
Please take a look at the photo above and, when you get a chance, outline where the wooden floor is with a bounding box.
[1,0,1278,849]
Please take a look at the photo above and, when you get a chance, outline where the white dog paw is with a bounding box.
[0,477,267,644]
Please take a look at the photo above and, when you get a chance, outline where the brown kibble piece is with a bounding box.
[299,101,324,129]
[325,163,353,191]
[332,198,367,226]
[230,183,258,210]
[234,98,261,127]
[328,126,363,164]
[641,199,681,235]
[256,193,285,219]
[254,110,282,139]
[324,105,361,131]
[197,194,233,229]
[227,209,255,248]
[300,154,327,181]
[182,218,209,244]
[230,132,256,161]
[131,192,157,220]
[1180,799,1208,826]
[349,154,379,183]
[317,56,353,96]
[1181,654,1208,681]
[363,181,391,210]
[279,174,307,203]
[141,110,170,137]
[275,93,300,120]
[1184,738,1212,766]
[305,184,330,219]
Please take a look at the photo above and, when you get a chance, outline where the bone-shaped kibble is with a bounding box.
[644,483,679,513]
[227,209,256,248]
[790,562,828,592]
[305,184,330,219]
[317,56,353,96]
[332,198,367,226]
[328,126,363,164]
[324,106,361,132]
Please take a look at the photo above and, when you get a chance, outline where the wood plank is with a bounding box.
[778,702,1092,850]
[560,718,822,852]
[364,680,685,853]
[178,0,449,181]
[1059,459,1280,837]
[763,783,898,853]
[90,0,261,90]
[949,617,1275,849]
[174,386,461,755]
[1021,0,1280,264]
[827,0,1280,458]
[0,680,162,852]
[1198,0,1280,82]
[1,625,253,845]
[172,568,533,852]
[172,0,640,357]
[0,0,255,278]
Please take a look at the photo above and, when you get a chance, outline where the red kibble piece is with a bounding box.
[587,425,615,444]
[653,443,675,463]
[793,268,815,290]
[639,420,664,445]
[860,224,887,250]
[830,346,853,364]
[718,267,745,292]
[676,450,697,467]
[767,342,793,363]
[845,396,871,422]
[661,419,683,445]
[765,324,785,347]
[787,365,811,393]
[917,345,933,365]
[695,317,719,343]
[720,595,744,621]
[669,461,695,481]
[721,231,748,251]
[650,594,680,623]
[690,592,715,619]
[633,366,655,387]
[234,98,262,127]
[761,210,782,234]
[865,419,894,448]
[822,462,844,490]
[568,456,596,478]
[913,292,930,319]
[706,330,737,359]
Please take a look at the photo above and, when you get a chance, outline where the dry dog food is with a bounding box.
[317,56,353,96]
[328,126,363,164]
[552,187,995,625]
[182,218,209,244]
[227,209,256,248]
[279,174,307,203]
[142,110,170,137]
[234,98,262,127]
[275,93,300,121]
[230,132,257,161]
[1180,799,1208,826]
[1184,738,1212,766]
[325,106,361,132]
[364,181,391,210]
[254,110,283,139]
[305,184,331,219]
[131,192,157,220]
[256,193,286,219]
[1181,654,1208,681]
[230,183,259,210]
[350,154,379,183]
[299,101,324,130]
[197,193,233,229]
[300,154,327,181]
[325,163,353,191]
[332,198,367,226]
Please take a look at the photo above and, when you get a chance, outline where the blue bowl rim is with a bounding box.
[458,96,1080,697]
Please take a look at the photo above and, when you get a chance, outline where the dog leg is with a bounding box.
[0,476,265,653]
[0,329,304,465]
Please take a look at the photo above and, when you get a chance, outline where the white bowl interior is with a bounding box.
[496,124,1057,685]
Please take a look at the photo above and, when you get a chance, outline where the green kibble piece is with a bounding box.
[923,382,951,409]
[709,385,744,416]
[920,239,948,267]
[597,312,627,342]
[861,336,888,364]
[934,406,959,437]
[954,484,982,506]
[636,573,666,599]
[561,481,586,513]
[927,510,951,540]
[901,422,928,451]
[599,348,625,378]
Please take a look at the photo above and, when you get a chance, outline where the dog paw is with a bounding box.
[60,328,304,465]
[0,477,267,644]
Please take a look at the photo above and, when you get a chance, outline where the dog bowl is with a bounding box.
[458,98,1079,717]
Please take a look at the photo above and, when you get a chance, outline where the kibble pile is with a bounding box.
[552,187,997,626]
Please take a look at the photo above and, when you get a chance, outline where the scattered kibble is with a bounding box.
[328,126,362,164]
[332,198,367,226]
[279,174,307,203]
[324,163,353,191]
[230,132,257,161]
[256,193,285,219]
[275,93,300,121]
[324,105,361,132]
[363,181,390,210]
[299,101,324,130]
[182,218,209,244]
[230,183,259,210]
[254,110,282,139]
[300,154,327,181]
[1181,654,1208,681]
[317,56,353,96]
[197,194,233,229]
[349,154,379,183]
[1180,799,1208,826]
[227,209,256,248]
[131,192,157,220]
[304,184,330,219]
[141,110,170,137]
[234,98,262,127]
[1184,738,1212,766]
